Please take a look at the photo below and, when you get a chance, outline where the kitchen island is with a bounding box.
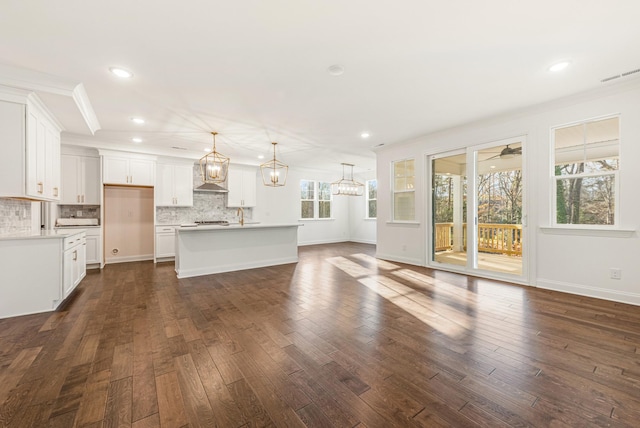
[175,223,300,278]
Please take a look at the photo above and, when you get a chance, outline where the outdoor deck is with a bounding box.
[434,250,523,275]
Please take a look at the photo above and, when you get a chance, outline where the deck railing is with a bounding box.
[435,223,522,256]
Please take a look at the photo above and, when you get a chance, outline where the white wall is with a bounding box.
[376,79,640,305]
[252,167,352,246]
[349,170,377,244]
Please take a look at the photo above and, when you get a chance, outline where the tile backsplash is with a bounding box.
[0,199,32,234]
[58,205,101,222]
[156,192,252,224]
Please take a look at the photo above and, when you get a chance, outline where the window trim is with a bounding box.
[550,114,621,229]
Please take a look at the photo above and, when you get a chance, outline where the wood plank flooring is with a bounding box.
[1,242,640,427]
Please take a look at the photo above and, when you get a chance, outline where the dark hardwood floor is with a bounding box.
[1,242,640,427]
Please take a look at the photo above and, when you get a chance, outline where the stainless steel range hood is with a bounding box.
[194,182,229,193]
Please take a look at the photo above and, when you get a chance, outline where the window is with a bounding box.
[318,182,331,218]
[553,116,619,226]
[300,180,315,219]
[300,180,332,219]
[393,159,415,221]
[366,179,377,218]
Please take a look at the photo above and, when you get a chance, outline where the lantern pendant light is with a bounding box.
[199,131,230,184]
[331,163,364,196]
[260,142,288,187]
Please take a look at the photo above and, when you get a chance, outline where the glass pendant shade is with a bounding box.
[260,142,288,187]
[331,163,364,196]
[200,132,229,184]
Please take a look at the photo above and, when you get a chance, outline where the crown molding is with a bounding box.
[0,63,101,135]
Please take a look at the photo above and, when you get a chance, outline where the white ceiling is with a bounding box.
[1,1,639,174]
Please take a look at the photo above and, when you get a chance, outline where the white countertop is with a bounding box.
[177,223,299,231]
[0,228,86,241]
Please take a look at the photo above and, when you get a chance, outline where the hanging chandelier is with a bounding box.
[260,142,288,187]
[199,131,230,184]
[331,163,364,196]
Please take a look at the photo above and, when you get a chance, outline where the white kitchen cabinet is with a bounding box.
[155,225,177,261]
[62,232,86,299]
[61,155,100,204]
[156,163,193,206]
[226,165,257,207]
[0,90,63,201]
[85,227,102,268]
[103,155,155,186]
[0,230,85,319]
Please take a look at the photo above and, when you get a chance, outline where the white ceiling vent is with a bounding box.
[601,67,640,83]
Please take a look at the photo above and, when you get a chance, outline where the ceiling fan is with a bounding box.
[487,144,522,160]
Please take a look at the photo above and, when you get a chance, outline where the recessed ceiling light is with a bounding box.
[109,67,133,78]
[548,61,571,72]
[258,155,265,159]
[490,165,496,169]
[204,147,210,152]
[130,117,145,124]
[327,64,345,76]
[361,132,370,139]
[131,137,142,143]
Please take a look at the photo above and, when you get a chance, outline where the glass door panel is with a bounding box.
[474,141,523,275]
[431,153,467,268]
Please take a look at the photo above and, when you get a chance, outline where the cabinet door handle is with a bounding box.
[77,195,80,203]
[73,250,77,261]
[53,187,59,197]
[37,182,43,194]
[82,195,85,203]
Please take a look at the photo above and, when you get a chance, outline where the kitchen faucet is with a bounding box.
[237,207,244,226]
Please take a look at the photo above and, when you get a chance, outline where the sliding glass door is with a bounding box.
[430,137,526,279]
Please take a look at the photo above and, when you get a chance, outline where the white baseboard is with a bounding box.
[105,254,154,264]
[298,238,348,246]
[375,252,424,267]
[537,278,640,306]
[349,238,376,245]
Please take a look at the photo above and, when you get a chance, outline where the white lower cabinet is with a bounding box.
[155,225,177,261]
[0,230,86,319]
[63,232,87,299]
[85,227,102,268]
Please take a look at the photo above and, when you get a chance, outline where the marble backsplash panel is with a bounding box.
[58,205,101,220]
[0,199,31,234]
[156,192,252,224]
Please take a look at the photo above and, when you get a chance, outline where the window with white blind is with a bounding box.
[393,159,415,221]
[552,116,619,226]
[366,179,377,219]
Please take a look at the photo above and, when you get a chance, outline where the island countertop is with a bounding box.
[175,223,300,278]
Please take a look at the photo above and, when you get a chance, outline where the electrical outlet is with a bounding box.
[610,268,622,280]
[76,210,82,217]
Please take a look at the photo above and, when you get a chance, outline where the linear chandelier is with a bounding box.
[260,142,288,187]
[331,163,364,196]
[199,131,230,184]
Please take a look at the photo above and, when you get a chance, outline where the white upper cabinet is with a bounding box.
[0,90,62,201]
[102,153,155,186]
[226,165,257,207]
[61,155,100,205]
[156,162,193,206]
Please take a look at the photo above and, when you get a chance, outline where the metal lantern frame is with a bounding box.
[199,131,230,184]
[331,163,364,196]
[260,142,288,187]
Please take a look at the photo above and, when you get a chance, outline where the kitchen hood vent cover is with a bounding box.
[194,182,229,193]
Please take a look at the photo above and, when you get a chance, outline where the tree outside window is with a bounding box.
[553,116,619,226]
[300,180,315,219]
[366,179,377,218]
